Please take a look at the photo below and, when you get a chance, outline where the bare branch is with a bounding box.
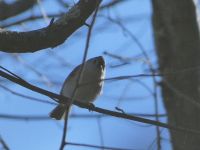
[65,141,134,150]
[1,13,64,28]
[0,135,9,150]
[0,113,167,121]
[0,0,37,21]
[0,114,50,121]
[100,0,125,10]
[1,68,200,135]
[60,1,101,149]
[0,0,101,53]
[0,84,56,105]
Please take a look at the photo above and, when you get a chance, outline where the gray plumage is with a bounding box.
[49,56,105,120]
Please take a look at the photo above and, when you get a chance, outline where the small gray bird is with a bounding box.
[49,56,105,120]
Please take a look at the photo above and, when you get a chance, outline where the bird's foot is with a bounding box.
[88,103,95,112]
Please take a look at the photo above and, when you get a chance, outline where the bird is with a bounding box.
[49,56,105,120]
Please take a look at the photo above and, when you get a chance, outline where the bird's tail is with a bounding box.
[49,104,70,120]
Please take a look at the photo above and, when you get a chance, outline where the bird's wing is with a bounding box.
[60,64,81,95]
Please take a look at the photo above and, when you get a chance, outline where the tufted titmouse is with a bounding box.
[49,56,105,120]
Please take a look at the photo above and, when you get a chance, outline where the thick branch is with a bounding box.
[0,0,101,53]
[0,0,37,21]
[1,0,125,28]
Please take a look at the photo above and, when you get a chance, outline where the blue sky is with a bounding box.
[0,0,172,150]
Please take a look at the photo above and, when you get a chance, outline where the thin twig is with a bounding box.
[1,68,200,135]
[0,84,56,105]
[0,113,167,121]
[0,135,9,150]
[65,141,136,150]
[60,1,101,150]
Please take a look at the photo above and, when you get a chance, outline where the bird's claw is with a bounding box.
[88,103,95,111]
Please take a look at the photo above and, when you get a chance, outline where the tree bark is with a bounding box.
[0,0,37,21]
[0,0,101,53]
[152,0,200,149]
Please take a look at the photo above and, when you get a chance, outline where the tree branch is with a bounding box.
[65,141,133,150]
[0,113,167,121]
[0,135,9,150]
[1,68,200,135]
[1,13,64,28]
[0,0,101,53]
[0,0,37,21]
